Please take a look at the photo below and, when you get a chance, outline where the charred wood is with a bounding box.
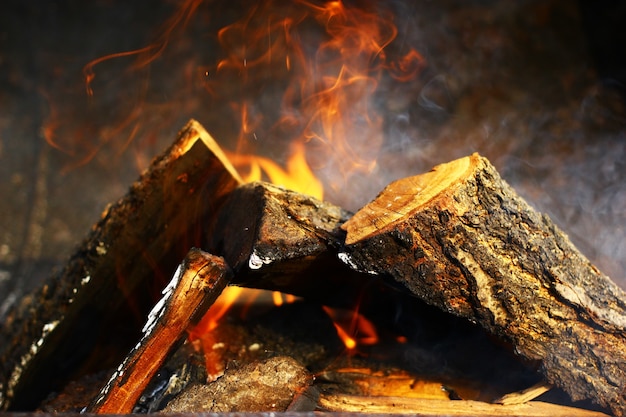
[208,181,377,306]
[0,120,241,411]
[341,153,626,416]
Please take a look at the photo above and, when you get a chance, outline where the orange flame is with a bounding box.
[189,287,247,335]
[186,0,422,353]
[227,140,324,199]
[200,0,425,200]
[322,305,379,351]
[65,0,424,360]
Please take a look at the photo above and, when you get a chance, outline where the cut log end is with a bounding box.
[343,153,478,245]
[176,120,243,185]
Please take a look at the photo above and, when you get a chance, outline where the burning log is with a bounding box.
[208,181,371,306]
[340,153,626,416]
[88,248,231,414]
[0,120,241,410]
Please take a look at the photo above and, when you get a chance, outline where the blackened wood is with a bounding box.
[208,182,374,306]
[0,120,241,410]
[88,249,231,414]
[341,153,626,416]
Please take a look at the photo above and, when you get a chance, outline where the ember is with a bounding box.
[1,0,625,416]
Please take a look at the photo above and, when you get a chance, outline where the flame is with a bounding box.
[54,0,424,366]
[83,0,203,97]
[322,305,379,351]
[271,291,299,307]
[190,287,244,334]
[188,287,299,378]
[227,140,324,199]
[201,0,424,201]
[185,0,420,356]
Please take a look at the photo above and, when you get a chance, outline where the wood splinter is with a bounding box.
[87,249,232,414]
[318,394,609,417]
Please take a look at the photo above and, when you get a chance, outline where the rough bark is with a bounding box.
[88,249,231,414]
[208,182,372,306]
[0,120,242,411]
[341,153,626,416]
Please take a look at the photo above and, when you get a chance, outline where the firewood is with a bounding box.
[317,366,450,400]
[340,153,626,416]
[87,248,231,414]
[0,120,242,410]
[318,394,610,416]
[208,181,371,305]
[162,356,313,412]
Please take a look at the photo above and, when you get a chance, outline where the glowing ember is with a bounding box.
[271,291,297,307]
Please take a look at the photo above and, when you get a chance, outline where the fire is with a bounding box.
[187,286,261,380]
[322,305,379,351]
[272,291,298,307]
[185,0,421,360]
[200,0,424,200]
[74,0,424,371]
[189,287,247,334]
[226,141,323,199]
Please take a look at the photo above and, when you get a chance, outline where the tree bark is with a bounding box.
[0,120,241,411]
[208,181,373,306]
[341,153,626,416]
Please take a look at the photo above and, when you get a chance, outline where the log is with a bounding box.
[340,153,626,416]
[316,366,450,400]
[162,356,313,412]
[318,394,610,416]
[87,249,231,414]
[0,120,242,410]
[208,181,373,306]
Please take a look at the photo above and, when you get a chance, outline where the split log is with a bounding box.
[208,181,373,306]
[0,120,242,410]
[340,153,626,416]
[88,249,231,414]
[318,394,610,416]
